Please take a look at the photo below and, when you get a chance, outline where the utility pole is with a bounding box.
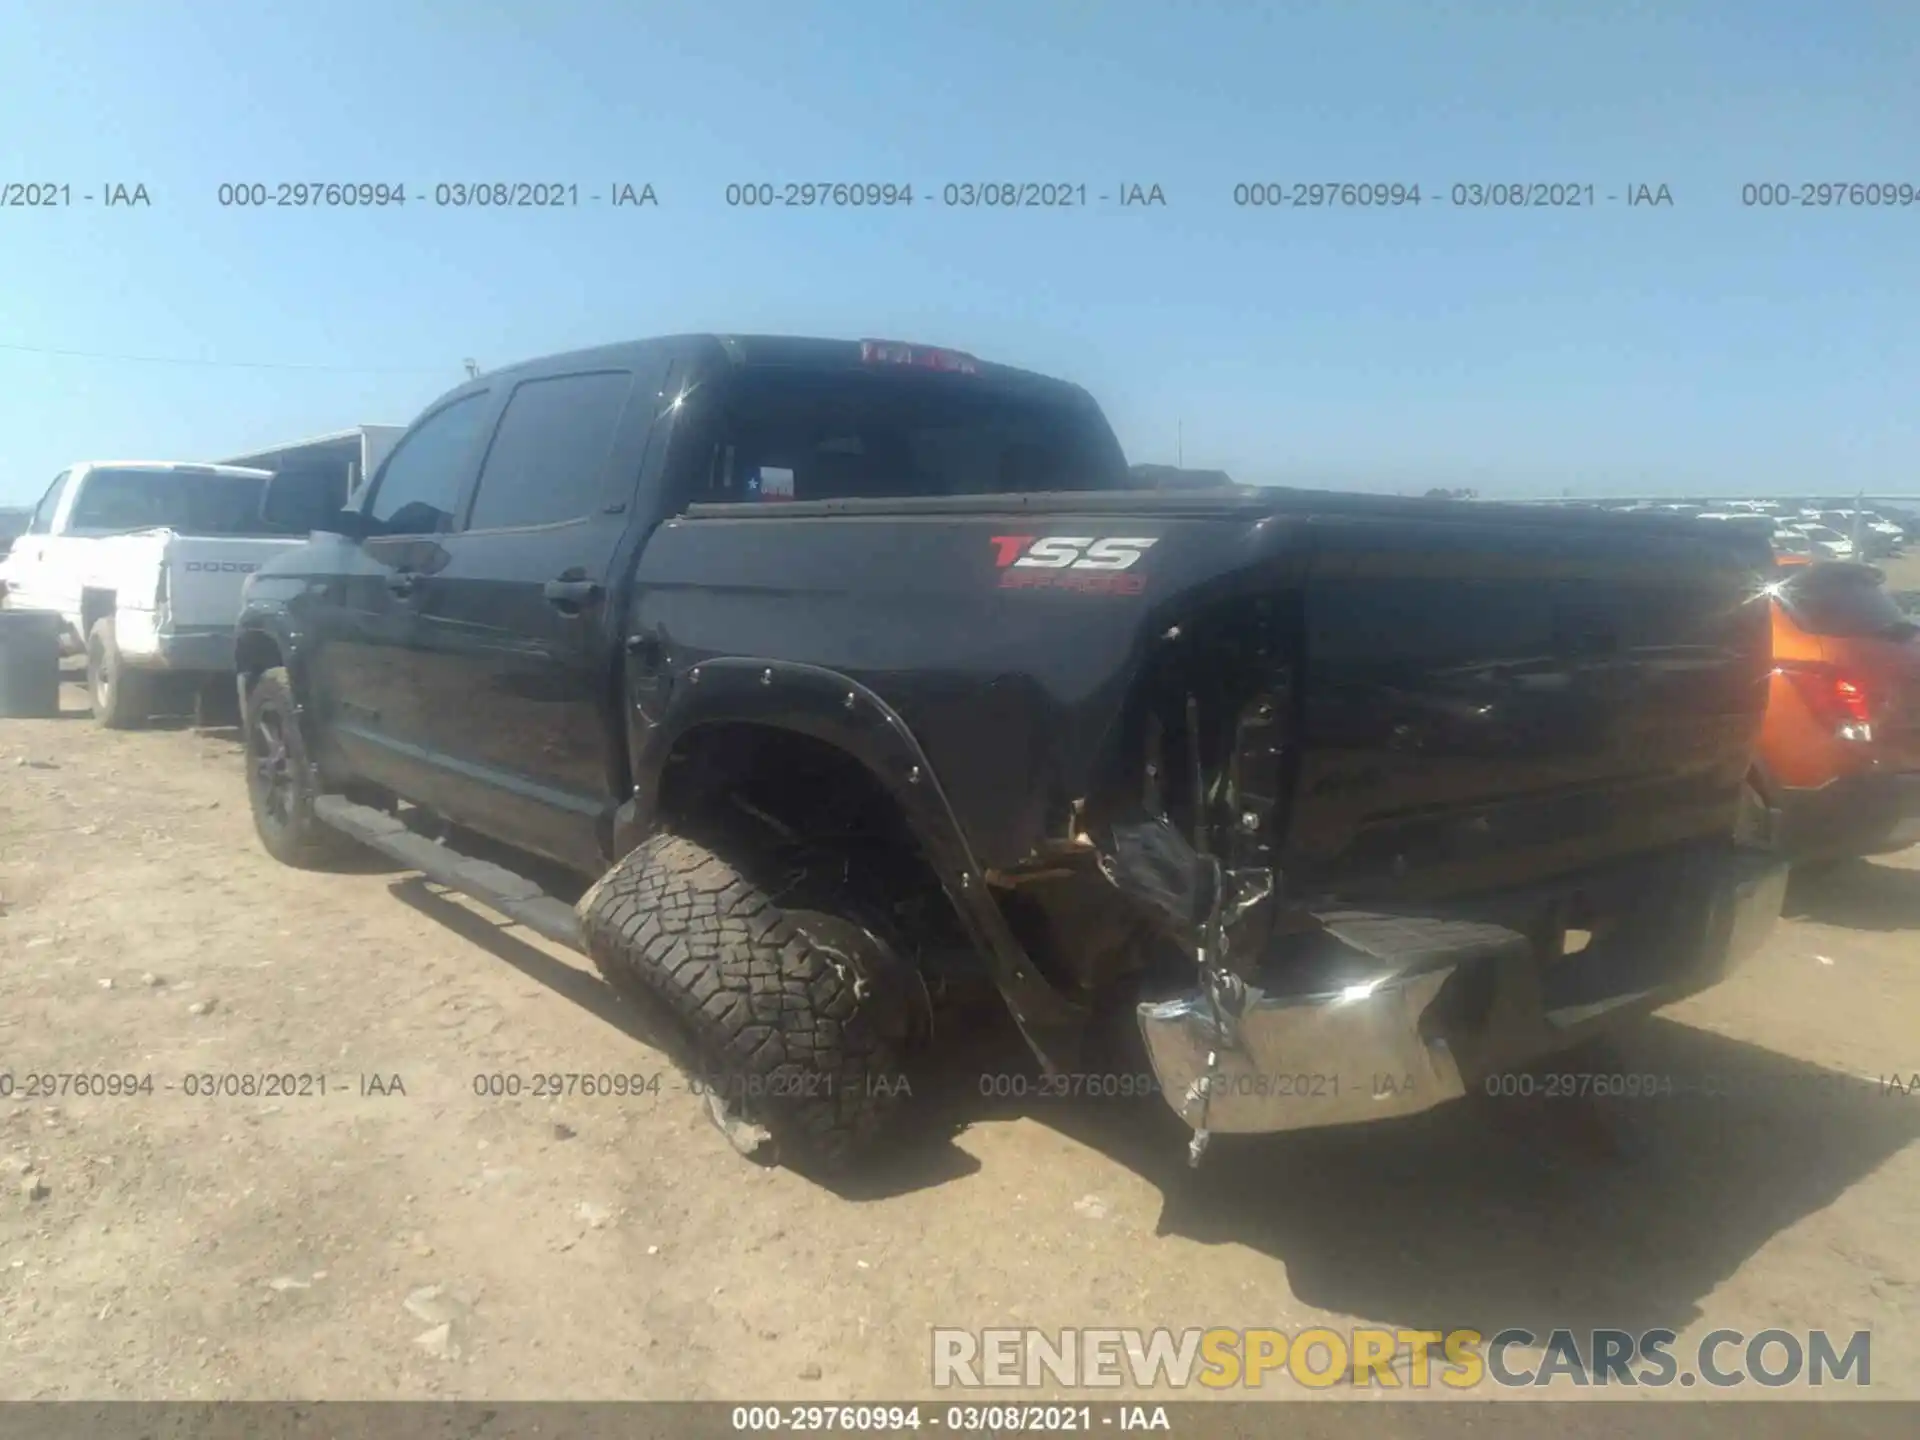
[1177,419,1184,468]
[463,358,480,380]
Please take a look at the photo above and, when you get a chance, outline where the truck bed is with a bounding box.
[640,488,1773,903]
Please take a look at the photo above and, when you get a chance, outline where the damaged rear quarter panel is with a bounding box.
[627,502,1309,870]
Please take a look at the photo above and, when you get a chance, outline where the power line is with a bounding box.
[0,341,449,375]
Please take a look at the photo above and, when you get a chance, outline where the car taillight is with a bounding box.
[859,339,980,374]
[1778,660,1873,740]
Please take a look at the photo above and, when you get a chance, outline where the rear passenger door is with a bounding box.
[404,365,661,873]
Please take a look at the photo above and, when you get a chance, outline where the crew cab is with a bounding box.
[1755,558,1920,863]
[234,333,1789,1173]
[0,460,306,727]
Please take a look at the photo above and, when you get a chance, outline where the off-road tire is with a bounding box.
[578,830,910,1172]
[86,618,152,729]
[244,666,356,868]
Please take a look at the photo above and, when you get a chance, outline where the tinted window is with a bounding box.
[65,468,281,536]
[1779,566,1917,640]
[466,371,633,530]
[368,392,492,535]
[686,368,1127,504]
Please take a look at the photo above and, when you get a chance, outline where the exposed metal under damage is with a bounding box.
[1071,595,1790,1168]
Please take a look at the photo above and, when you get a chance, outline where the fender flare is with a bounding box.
[234,606,321,751]
[615,656,1088,1071]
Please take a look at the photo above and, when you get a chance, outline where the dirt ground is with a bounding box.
[3,673,1920,1409]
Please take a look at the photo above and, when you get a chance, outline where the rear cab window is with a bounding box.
[1778,565,1918,640]
[62,467,285,537]
[680,358,1129,506]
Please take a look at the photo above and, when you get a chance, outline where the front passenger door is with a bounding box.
[308,389,496,799]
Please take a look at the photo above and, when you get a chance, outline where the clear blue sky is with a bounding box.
[2,0,1915,505]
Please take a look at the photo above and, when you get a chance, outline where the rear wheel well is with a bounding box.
[655,723,980,977]
[80,587,116,639]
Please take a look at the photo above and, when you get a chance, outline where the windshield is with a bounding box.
[1799,525,1844,542]
[1779,566,1917,640]
[64,468,287,536]
[684,368,1129,504]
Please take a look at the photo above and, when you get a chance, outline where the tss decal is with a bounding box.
[989,535,1158,594]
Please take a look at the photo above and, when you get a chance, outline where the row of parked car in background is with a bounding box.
[1574,496,1918,562]
[0,337,1915,1173]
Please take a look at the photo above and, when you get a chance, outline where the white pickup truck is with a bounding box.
[0,460,313,727]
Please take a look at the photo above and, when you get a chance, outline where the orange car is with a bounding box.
[1754,557,1920,863]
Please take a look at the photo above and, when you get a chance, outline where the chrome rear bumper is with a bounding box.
[1137,848,1789,1137]
[1139,968,1467,1132]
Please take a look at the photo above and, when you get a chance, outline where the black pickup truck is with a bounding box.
[235,333,1789,1172]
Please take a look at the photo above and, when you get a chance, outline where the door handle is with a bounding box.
[543,578,604,612]
[385,571,417,598]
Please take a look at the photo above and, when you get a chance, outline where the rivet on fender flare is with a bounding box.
[906,765,921,785]
[760,668,773,685]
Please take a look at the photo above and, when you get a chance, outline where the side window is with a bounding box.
[366,392,492,535]
[465,371,634,531]
[27,471,72,534]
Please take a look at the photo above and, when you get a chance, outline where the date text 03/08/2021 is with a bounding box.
[0,1071,865,1102]
[210,182,658,208]
[13,1069,1915,1105]
[1228,181,1674,208]
[729,1403,1169,1433]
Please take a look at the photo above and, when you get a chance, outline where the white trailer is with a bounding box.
[218,424,405,507]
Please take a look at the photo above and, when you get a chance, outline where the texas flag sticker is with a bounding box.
[752,466,796,501]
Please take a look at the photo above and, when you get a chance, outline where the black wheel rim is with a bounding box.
[250,707,296,828]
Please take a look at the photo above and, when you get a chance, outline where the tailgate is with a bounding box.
[1286,514,1772,900]
[161,536,305,626]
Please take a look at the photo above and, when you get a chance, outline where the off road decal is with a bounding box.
[989,535,1157,595]
[184,561,259,573]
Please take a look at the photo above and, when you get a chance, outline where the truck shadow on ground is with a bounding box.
[384,846,1920,1344]
[390,876,674,1051]
[905,1012,1920,1346]
[53,680,239,740]
[1783,857,1920,931]
[387,872,992,1191]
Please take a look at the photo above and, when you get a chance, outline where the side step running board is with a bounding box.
[312,795,585,951]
